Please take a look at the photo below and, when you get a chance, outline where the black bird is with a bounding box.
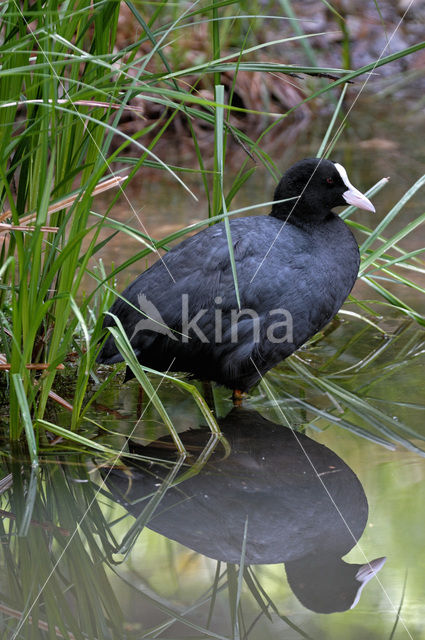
[98,158,374,395]
[105,408,386,613]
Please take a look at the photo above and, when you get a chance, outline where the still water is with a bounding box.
[1,96,425,638]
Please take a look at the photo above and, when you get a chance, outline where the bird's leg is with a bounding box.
[201,380,215,411]
[232,389,245,407]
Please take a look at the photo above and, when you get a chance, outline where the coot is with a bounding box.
[98,158,374,391]
[105,408,386,613]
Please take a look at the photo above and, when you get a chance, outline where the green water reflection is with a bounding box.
[2,348,425,639]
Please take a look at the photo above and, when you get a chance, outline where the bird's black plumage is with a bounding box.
[104,408,386,613]
[98,158,374,390]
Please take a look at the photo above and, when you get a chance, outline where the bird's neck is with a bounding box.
[269,197,297,221]
[269,203,334,230]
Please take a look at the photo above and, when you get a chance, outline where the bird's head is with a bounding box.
[271,157,375,224]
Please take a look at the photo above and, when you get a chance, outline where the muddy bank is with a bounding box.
[113,1,424,151]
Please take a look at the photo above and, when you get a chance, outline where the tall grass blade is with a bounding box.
[106,318,186,454]
[279,0,319,66]
[235,518,248,639]
[37,420,124,457]
[17,467,39,538]
[388,572,408,640]
[317,84,348,158]
[118,457,185,555]
[214,84,241,309]
[11,374,38,467]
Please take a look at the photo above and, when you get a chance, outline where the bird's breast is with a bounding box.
[239,217,360,347]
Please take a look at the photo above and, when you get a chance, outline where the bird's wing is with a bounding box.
[99,217,310,369]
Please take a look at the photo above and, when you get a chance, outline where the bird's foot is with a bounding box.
[232,389,246,407]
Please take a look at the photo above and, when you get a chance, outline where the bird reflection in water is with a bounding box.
[105,409,385,614]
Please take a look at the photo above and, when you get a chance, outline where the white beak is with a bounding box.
[350,557,387,609]
[343,186,375,212]
[334,162,375,213]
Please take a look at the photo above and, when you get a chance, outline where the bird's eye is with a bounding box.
[326,177,334,185]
